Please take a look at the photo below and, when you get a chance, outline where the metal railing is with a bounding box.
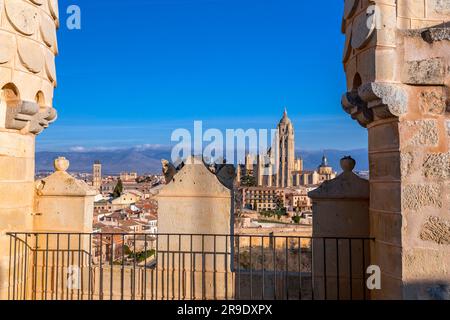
[5,232,373,300]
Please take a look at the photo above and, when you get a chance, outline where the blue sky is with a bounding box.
[37,0,367,152]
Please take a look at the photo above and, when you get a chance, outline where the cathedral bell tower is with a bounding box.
[276,109,295,187]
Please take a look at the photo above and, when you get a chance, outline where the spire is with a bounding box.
[321,154,328,167]
[279,107,291,125]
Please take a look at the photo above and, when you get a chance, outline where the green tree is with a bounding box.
[112,178,123,198]
[241,175,257,187]
[275,195,286,213]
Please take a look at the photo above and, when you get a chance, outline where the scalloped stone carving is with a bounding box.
[44,49,56,83]
[48,0,59,22]
[343,27,352,63]
[0,31,15,64]
[344,0,359,20]
[5,0,39,36]
[40,13,57,48]
[351,11,376,49]
[17,38,44,73]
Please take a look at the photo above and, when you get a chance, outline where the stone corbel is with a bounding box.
[5,100,57,134]
[5,100,39,130]
[29,106,57,134]
[341,91,374,128]
[358,82,409,120]
[342,82,409,127]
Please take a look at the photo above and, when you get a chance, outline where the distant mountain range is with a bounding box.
[36,147,369,175]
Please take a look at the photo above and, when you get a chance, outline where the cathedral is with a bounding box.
[237,110,336,187]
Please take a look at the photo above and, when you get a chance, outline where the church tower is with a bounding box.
[276,109,295,187]
[93,160,102,191]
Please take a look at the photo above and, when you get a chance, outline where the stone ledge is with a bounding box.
[402,24,450,43]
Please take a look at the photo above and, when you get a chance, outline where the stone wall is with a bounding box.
[342,0,450,299]
[309,157,370,300]
[0,0,59,300]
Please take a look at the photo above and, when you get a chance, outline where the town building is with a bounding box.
[120,172,138,182]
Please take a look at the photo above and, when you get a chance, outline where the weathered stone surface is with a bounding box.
[402,184,442,211]
[401,152,414,178]
[405,120,439,147]
[403,58,446,85]
[351,11,376,49]
[421,27,450,43]
[341,91,373,127]
[419,91,447,115]
[433,0,450,14]
[358,82,409,117]
[420,216,450,245]
[0,31,15,64]
[17,38,44,73]
[5,0,38,36]
[422,153,450,179]
[343,0,359,20]
[5,100,39,130]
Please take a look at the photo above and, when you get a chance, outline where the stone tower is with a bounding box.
[276,109,295,187]
[93,160,102,191]
[341,0,450,299]
[0,0,59,236]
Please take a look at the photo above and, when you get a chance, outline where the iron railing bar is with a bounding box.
[261,236,265,300]
[78,234,82,301]
[133,233,136,301]
[336,238,340,300]
[189,235,193,300]
[166,234,169,300]
[250,235,253,300]
[34,234,39,300]
[285,236,289,300]
[67,234,70,300]
[12,233,17,300]
[110,235,114,301]
[237,235,240,300]
[144,233,148,301]
[55,234,59,301]
[224,235,228,300]
[362,239,366,300]
[213,235,217,300]
[178,234,181,300]
[273,235,276,300]
[88,234,92,300]
[323,238,327,300]
[23,235,28,300]
[349,238,352,300]
[298,237,302,300]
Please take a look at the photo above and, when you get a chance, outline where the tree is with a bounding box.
[292,215,301,224]
[112,179,123,198]
[241,175,257,187]
[275,195,284,211]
